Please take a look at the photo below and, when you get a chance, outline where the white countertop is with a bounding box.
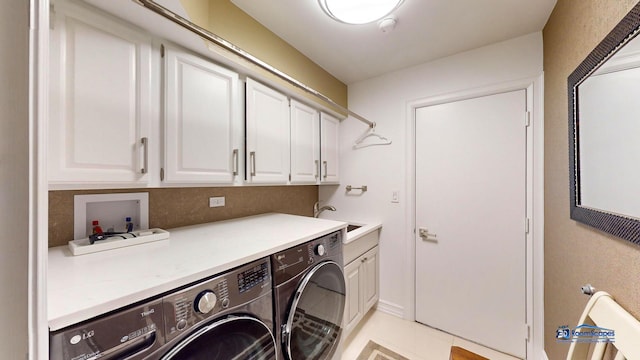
[48,213,347,331]
[344,221,382,244]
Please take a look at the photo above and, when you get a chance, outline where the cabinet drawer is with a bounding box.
[344,230,379,265]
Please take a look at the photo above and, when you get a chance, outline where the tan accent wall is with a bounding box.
[180,0,348,111]
[0,1,29,357]
[49,186,317,247]
[543,1,640,358]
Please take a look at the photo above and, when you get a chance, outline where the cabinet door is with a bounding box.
[48,4,151,188]
[163,45,241,184]
[362,246,380,313]
[290,100,320,184]
[343,258,363,335]
[320,112,340,183]
[245,78,290,184]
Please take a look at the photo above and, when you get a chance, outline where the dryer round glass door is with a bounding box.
[161,316,276,360]
[284,261,346,360]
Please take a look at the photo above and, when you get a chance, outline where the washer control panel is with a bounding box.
[163,257,271,342]
[49,299,164,360]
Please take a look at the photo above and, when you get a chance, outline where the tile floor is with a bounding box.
[341,310,522,360]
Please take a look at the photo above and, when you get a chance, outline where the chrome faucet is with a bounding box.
[313,201,336,218]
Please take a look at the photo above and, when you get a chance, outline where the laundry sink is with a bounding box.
[343,222,382,264]
[343,221,382,244]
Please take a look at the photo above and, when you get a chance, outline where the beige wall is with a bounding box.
[0,1,29,357]
[181,0,347,110]
[543,1,640,358]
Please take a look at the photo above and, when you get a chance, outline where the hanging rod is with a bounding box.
[134,0,376,129]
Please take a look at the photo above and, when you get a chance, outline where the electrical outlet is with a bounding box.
[209,196,226,208]
[391,190,400,203]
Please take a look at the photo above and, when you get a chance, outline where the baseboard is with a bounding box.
[375,299,405,318]
[541,350,549,360]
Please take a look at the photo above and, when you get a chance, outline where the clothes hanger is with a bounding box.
[353,126,392,148]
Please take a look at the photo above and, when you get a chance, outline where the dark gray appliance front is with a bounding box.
[272,230,346,360]
[50,257,276,360]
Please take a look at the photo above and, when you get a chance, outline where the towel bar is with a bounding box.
[346,185,367,192]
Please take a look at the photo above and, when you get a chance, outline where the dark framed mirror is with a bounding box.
[569,3,640,245]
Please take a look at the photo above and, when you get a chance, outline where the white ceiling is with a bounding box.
[231,0,557,84]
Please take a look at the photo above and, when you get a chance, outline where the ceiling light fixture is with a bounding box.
[318,0,404,25]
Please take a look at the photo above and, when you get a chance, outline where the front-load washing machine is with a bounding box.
[272,230,346,360]
[50,257,276,360]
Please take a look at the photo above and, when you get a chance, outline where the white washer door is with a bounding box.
[284,261,346,360]
[161,316,276,360]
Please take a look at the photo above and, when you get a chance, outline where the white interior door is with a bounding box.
[415,90,527,358]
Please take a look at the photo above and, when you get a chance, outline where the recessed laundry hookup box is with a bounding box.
[68,228,170,256]
[73,192,149,240]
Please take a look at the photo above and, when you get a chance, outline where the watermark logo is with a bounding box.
[556,325,571,340]
[556,324,615,343]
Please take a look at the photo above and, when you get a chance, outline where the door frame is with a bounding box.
[31,0,50,359]
[404,75,544,359]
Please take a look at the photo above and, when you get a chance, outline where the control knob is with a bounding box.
[194,290,217,314]
[176,319,188,331]
[315,244,326,256]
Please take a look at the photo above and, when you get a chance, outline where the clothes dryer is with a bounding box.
[271,230,346,360]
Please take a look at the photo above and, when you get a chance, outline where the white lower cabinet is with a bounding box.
[343,245,379,337]
[162,44,242,185]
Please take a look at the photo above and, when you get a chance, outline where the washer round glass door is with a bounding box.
[161,316,276,360]
[284,261,346,360]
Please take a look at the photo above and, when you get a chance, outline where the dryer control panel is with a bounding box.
[162,257,272,342]
[271,230,343,286]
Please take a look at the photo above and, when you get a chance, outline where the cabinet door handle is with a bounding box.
[250,151,256,177]
[140,137,148,174]
[232,149,239,176]
[323,161,328,179]
[314,160,319,179]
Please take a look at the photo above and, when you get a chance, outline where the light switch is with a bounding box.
[209,197,225,208]
[392,190,399,203]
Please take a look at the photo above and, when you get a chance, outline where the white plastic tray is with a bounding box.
[68,228,170,256]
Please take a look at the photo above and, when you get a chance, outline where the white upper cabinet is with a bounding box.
[48,3,152,188]
[290,100,320,184]
[162,44,242,184]
[245,78,290,184]
[48,2,342,189]
[320,112,340,183]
